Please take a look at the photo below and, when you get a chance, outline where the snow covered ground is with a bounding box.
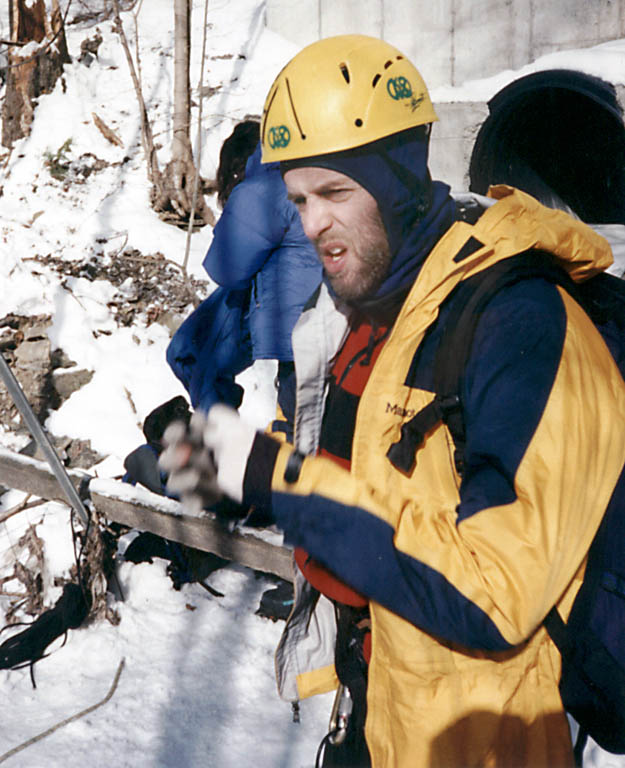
[0,2,623,766]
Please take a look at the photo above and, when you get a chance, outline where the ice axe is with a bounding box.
[0,351,90,526]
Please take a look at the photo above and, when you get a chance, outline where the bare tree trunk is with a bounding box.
[114,0,210,229]
[171,0,192,205]
[159,0,209,226]
[2,0,71,147]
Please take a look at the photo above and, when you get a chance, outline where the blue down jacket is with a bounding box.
[167,144,320,411]
[166,286,251,410]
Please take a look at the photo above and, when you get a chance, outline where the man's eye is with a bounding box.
[326,188,350,201]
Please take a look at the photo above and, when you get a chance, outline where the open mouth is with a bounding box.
[320,244,347,275]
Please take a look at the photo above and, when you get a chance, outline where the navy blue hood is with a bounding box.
[281,127,456,316]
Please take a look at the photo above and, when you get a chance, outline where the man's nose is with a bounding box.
[301,198,331,241]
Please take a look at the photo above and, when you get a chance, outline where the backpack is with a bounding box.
[386,249,625,765]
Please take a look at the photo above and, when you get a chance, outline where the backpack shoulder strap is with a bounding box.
[387,250,576,474]
[576,271,625,328]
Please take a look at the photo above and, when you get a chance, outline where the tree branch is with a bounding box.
[112,0,161,187]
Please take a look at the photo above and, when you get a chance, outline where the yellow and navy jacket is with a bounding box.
[242,187,625,768]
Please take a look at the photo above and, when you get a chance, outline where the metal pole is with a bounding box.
[0,352,90,526]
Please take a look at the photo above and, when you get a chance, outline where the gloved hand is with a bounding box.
[159,405,257,511]
[159,417,221,515]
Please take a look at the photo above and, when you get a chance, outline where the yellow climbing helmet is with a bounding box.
[261,34,438,163]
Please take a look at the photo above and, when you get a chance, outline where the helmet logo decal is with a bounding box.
[387,76,413,101]
[268,125,291,149]
[409,93,426,113]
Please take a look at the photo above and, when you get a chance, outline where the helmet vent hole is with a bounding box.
[355,118,363,127]
[372,73,381,88]
[384,60,393,69]
[339,63,350,83]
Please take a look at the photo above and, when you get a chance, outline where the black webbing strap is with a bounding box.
[387,251,577,475]
[386,394,461,474]
[334,604,369,734]
[543,607,589,767]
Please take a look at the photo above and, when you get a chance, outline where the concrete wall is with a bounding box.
[265,0,625,89]
[429,101,488,191]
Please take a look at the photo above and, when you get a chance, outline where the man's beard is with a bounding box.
[319,209,391,302]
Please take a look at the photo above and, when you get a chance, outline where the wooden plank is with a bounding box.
[0,448,293,583]
[90,486,293,582]
[0,446,89,502]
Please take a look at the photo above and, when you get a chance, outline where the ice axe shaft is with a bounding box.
[0,352,90,526]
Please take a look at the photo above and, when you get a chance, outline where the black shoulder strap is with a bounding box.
[575,270,625,327]
[387,250,576,475]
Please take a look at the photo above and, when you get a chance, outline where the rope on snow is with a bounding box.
[0,658,125,764]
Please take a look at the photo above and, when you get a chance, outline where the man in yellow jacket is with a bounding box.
[161,36,625,768]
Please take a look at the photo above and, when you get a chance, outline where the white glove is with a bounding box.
[200,404,257,502]
[160,405,257,507]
